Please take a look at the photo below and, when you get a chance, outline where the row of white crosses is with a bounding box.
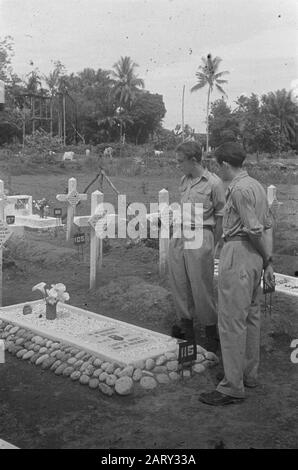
[56,177,88,241]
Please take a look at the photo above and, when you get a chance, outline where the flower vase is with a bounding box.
[46,302,57,320]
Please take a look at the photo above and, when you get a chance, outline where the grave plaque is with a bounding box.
[74,232,86,245]
[178,341,197,365]
[6,215,15,225]
[53,208,62,218]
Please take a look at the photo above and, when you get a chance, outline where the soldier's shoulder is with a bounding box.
[207,171,224,188]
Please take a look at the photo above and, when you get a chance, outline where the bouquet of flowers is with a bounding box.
[32,282,70,320]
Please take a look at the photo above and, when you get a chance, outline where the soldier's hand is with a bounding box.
[264,264,275,289]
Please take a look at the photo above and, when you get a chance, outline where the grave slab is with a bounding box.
[7,214,63,230]
[0,300,178,366]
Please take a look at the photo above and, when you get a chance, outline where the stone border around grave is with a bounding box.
[0,319,219,397]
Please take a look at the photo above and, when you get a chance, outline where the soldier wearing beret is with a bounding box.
[199,142,275,406]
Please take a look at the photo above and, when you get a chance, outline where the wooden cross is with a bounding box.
[73,190,105,290]
[0,180,15,306]
[56,177,88,240]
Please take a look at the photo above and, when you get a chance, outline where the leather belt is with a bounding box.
[181,224,214,231]
[223,235,249,243]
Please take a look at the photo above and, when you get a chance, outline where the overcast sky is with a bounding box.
[0,0,297,131]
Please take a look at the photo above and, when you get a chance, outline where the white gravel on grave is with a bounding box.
[0,302,178,363]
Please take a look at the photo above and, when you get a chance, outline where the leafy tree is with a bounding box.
[112,56,145,142]
[191,53,229,151]
[262,89,297,152]
[128,91,166,144]
[209,98,239,147]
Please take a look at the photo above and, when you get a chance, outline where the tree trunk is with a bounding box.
[206,86,211,152]
[50,97,53,136]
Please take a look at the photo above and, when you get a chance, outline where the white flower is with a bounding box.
[32,282,46,296]
[47,297,57,305]
[47,288,58,299]
[62,292,70,302]
[52,283,66,293]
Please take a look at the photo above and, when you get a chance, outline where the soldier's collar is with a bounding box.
[185,168,209,186]
[227,169,248,192]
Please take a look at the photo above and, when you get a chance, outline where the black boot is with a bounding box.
[180,318,196,343]
[205,324,220,354]
[171,323,185,340]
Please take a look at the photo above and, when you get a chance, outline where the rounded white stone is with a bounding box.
[204,351,219,363]
[165,352,177,360]
[140,376,157,390]
[99,372,108,382]
[70,371,81,381]
[46,341,53,348]
[16,349,27,359]
[119,366,134,378]
[193,363,205,374]
[169,371,180,381]
[32,336,43,344]
[181,369,191,378]
[166,360,179,372]
[93,368,103,378]
[39,347,48,354]
[142,370,154,377]
[145,359,155,370]
[115,376,134,395]
[153,366,167,374]
[106,374,117,386]
[66,357,76,365]
[10,326,20,335]
[132,368,142,382]
[36,354,49,366]
[156,373,170,384]
[93,358,103,368]
[156,355,167,366]
[89,378,99,389]
[133,360,145,370]
[79,374,90,385]
[23,350,35,360]
[98,383,114,396]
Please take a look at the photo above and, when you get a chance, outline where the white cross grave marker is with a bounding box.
[56,177,88,240]
[73,190,105,290]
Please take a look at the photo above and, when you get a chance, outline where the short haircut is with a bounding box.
[175,141,202,163]
[214,142,246,168]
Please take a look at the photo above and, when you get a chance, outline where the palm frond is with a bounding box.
[215,84,227,97]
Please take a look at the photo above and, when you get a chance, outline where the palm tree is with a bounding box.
[191,53,229,151]
[262,89,297,152]
[112,56,144,143]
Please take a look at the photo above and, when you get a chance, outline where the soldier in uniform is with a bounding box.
[199,142,275,406]
[169,141,225,352]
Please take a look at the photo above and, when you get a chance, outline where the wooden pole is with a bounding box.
[182,84,185,142]
[159,188,170,276]
[90,190,103,290]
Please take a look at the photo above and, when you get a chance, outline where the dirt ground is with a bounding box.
[0,170,298,449]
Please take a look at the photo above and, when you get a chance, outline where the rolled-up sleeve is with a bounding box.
[212,181,226,218]
[232,188,263,238]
